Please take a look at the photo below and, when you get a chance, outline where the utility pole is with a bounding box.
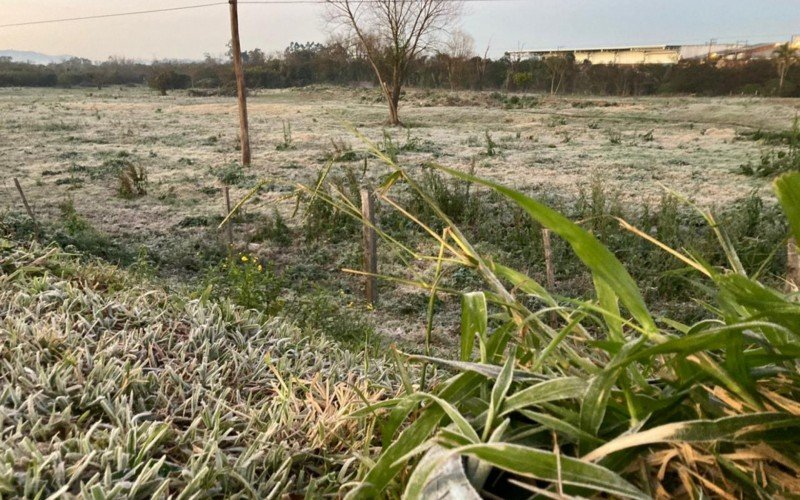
[229,0,251,166]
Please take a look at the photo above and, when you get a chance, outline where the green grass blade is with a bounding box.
[455,443,648,500]
[501,377,587,416]
[461,292,487,361]
[774,173,800,243]
[484,346,516,441]
[434,163,658,337]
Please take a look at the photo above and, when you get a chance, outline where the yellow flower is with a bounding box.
[241,255,249,262]
[258,264,263,272]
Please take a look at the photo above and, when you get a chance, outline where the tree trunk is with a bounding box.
[385,81,402,126]
[779,65,787,94]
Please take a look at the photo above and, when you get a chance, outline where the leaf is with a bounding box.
[584,413,800,462]
[404,445,481,500]
[484,347,516,440]
[594,275,624,342]
[579,341,641,455]
[406,354,544,384]
[501,377,587,416]
[450,443,647,500]
[461,292,487,361]
[434,164,658,337]
[518,410,605,447]
[774,173,800,243]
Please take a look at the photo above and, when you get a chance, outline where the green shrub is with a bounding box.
[201,253,284,314]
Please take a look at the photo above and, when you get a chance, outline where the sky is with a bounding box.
[1,0,799,61]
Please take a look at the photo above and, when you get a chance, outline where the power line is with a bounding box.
[0,0,521,29]
[0,3,224,29]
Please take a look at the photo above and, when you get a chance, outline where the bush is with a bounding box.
[148,69,191,95]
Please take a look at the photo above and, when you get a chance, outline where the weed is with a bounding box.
[276,120,295,151]
[484,131,497,156]
[202,253,284,314]
[285,289,376,349]
[380,130,399,163]
[252,209,292,246]
[117,164,148,199]
[740,117,800,176]
[215,162,256,187]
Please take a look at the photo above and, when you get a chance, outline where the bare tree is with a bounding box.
[774,43,798,95]
[544,54,573,95]
[442,29,474,90]
[474,42,490,90]
[325,0,462,125]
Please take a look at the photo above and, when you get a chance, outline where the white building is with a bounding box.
[506,37,800,65]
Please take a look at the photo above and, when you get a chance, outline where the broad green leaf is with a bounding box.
[579,341,641,455]
[775,173,800,243]
[434,164,657,337]
[519,410,605,447]
[584,412,800,461]
[594,275,624,342]
[461,292,487,361]
[451,443,647,500]
[484,347,516,440]
[407,354,545,384]
[501,377,587,416]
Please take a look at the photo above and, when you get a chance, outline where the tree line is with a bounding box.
[1,41,798,98]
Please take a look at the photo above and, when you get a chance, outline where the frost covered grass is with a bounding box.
[0,242,397,498]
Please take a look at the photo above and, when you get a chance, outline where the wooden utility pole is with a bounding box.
[228,0,251,166]
[361,189,378,307]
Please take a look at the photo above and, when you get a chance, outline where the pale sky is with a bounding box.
[1,0,799,61]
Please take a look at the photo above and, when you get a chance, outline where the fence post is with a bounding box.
[13,178,39,237]
[542,228,556,326]
[223,186,234,247]
[788,237,800,292]
[361,189,378,307]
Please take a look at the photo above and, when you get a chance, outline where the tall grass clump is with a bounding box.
[741,116,800,177]
[329,139,800,499]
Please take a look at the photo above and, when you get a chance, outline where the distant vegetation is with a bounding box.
[1,40,798,96]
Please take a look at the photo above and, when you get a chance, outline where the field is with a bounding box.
[2,87,798,215]
[1,87,798,341]
[3,86,800,498]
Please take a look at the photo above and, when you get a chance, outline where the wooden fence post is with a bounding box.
[223,186,234,247]
[542,228,556,326]
[361,189,378,307]
[788,237,800,292]
[13,178,39,237]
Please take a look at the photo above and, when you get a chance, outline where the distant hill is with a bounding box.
[0,50,75,65]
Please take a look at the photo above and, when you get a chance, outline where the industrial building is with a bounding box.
[506,36,800,65]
